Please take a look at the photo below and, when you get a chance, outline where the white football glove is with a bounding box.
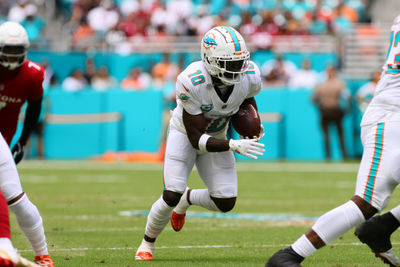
[229,139,265,160]
[239,124,265,142]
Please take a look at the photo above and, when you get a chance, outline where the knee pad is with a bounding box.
[210,197,236,212]
[162,190,183,207]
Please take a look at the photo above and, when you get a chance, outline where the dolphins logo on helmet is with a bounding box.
[203,33,218,49]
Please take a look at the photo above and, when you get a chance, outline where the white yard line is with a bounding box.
[17,242,400,253]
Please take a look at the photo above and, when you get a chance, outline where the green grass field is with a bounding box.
[10,161,400,266]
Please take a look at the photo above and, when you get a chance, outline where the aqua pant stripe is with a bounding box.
[363,122,385,204]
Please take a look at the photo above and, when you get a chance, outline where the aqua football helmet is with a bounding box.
[201,26,250,85]
[0,21,29,70]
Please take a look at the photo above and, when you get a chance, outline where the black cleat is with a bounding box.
[355,215,400,266]
[266,246,304,267]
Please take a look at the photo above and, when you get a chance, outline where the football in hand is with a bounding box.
[231,104,261,138]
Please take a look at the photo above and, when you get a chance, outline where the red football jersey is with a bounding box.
[0,60,44,145]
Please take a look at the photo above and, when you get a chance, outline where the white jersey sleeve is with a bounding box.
[175,79,202,115]
[245,61,262,98]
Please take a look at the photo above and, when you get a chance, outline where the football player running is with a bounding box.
[135,26,265,261]
[266,15,400,267]
[0,22,54,267]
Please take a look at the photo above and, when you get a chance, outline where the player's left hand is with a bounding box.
[11,141,24,164]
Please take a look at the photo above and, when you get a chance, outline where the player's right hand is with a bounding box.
[229,139,265,160]
[11,141,24,164]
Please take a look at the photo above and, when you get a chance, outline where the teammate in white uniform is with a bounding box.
[266,15,400,267]
[135,26,265,261]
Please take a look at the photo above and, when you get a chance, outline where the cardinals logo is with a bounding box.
[203,33,217,49]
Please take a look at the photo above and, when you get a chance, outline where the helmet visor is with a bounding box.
[218,59,249,73]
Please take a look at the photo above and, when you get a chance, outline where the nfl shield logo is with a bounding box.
[201,104,213,112]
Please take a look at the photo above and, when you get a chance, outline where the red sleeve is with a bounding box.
[26,61,44,102]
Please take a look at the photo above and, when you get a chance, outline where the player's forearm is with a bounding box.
[204,137,230,152]
[19,98,42,145]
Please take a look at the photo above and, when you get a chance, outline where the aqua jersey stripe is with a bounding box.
[363,122,385,203]
[221,26,240,52]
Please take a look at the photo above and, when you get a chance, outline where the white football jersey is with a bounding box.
[170,60,262,139]
[361,18,400,126]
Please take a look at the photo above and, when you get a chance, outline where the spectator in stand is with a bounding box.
[118,8,148,37]
[332,3,353,34]
[281,10,305,35]
[262,55,297,87]
[356,70,381,113]
[71,20,96,50]
[289,59,320,90]
[283,0,314,21]
[150,3,177,35]
[307,11,329,35]
[62,69,88,92]
[120,67,151,90]
[166,0,192,22]
[87,0,119,34]
[151,53,179,86]
[195,5,214,36]
[7,0,32,23]
[83,58,96,84]
[312,65,350,160]
[92,65,117,91]
[20,5,45,43]
[239,11,257,38]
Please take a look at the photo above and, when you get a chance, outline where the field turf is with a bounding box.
[10,161,400,266]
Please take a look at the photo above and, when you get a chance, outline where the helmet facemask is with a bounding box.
[0,44,28,70]
[206,51,250,85]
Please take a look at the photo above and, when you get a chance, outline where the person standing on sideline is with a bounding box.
[312,65,350,160]
[135,26,265,261]
[266,15,400,267]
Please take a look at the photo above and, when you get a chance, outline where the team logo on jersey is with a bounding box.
[201,104,213,112]
[0,84,4,90]
[179,93,189,103]
[203,33,217,49]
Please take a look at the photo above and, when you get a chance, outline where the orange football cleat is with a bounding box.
[170,211,186,232]
[135,251,153,261]
[34,255,54,267]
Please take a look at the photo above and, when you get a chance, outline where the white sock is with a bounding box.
[173,189,190,214]
[313,200,365,244]
[137,238,155,254]
[390,205,400,223]
[0,238,14,253]
[9,194,48,256]
[145,196,173,239]
[292,235,316,258]
[189,189,219,211]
